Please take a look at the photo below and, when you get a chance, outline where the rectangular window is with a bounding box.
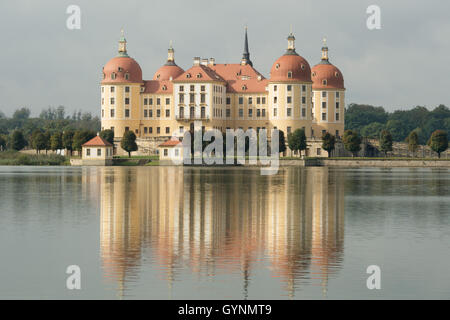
[165,127,170,134]
[190,85,195,92]
[322,102,327,109]
[201,85,205,92]
[287,85,292,91]
[287,96,292,104]
[110,86,115,93]
[257,109,261,117]
[180,85,184,92]
[262,109,266,117]
[257,97,261,104]
[165,109,169,117]
[149,110,153,118]
[179,94,184,104]
[287,108,292,117]
[157,98,161,105]
[274,85,277,92]
[248,109,253,117]
[262,97,266,104]
[226,97,231,105]
[239,97,243,104]
[248,97,253,105]
[302,96,306,104]
[274,97,277,104]
[125,86,130,93]
[226,109,231,117]
[336,91,340,98]
[149,127,153,134]
[322,112,327,121]
[322,91,327,98]
[125,109,130,117]
[110,109,115,117]
[144,98,148,105]
[125,127,129,132]
[302,85,306,92]
[239,109,243,117]
[149,98,153,105]
[317,148,321,156]
[102,109,104,118]
[166,98,170,105]
[273,108,277,117]
[201,107,206,118]
[287,126,291,134]
[86,149,90,156]
[125,98,130,105]
[144,109,148,118]
[97,149,101,156]
[201,93,206,103]
[336,102,340,109]
[190,93,195,104]
[157,127,160,134]
[110,98,115,105]
[179,126,184,133]
[302,108,306,117]
[336,113,340,121]
[164,149,168,156]
[144,127,148,134]
[157,109,161,117]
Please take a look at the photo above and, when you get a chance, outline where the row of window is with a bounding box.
[144,97,170,106]
[101,86,131,93]
[273,84,308,92]
[237,97,267,105]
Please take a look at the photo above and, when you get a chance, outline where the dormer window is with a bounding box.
[197,73,202,78]
[162,85,167,91]
[335,72,339,78]
[287,71,292,78]
[186,73,191,78]
[111,73,116,80]
[312,72,316,77]
[102,73,105,79]
[125,73,130,80]
[242,85,247,91]
[157,74,160,79]
[118,67,123,72]
[275,63,280,69]
[301,64,305,70]
[322,79,327,86]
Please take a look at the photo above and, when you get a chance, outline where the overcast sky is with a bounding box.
[0,0,449,116]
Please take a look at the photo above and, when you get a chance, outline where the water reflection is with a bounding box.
[98,167,345,298]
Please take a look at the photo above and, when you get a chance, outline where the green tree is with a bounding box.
[428,130,448,158]
[62,130,75,156]
[99,129,114,145]
[277,129,287,154]
[13,108,31,120]
[121,130,138,157]
[322,132,336,157]
[379,130,393,157]
[32,132,47,154]
[343,130,362,157]
[287,128,307,156]
[72,130,96,154]
[50,132,63,151]
[10,130,27,151]
[360,122,385,138]
[406,131,419,156]
[0,135,6,151]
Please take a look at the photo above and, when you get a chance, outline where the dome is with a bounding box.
[270,54,312,82]
[153,63,184,81]
[311,62,344,90]
[102,56,143,84]
[269,33,312,82]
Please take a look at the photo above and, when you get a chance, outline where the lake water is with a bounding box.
[0,166,449,299]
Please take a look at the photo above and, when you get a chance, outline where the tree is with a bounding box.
[62,130,75,156]
[50,132,63,151]
[13,108,31,120]
[322,132,336,157]
[276,129,287,154]
[72,130,96,153]
[428,130,448,158]
[32,132,47,154]
[99,129,114,145]
[10,130,27,151]
[379,130,393,157]
[121,130,138,157]
[0,135,6,151]
[360,122,385,139]
[406,131,419,156]
[343,130,362,157]
[287,128,307,156]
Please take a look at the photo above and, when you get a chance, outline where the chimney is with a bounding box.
[201,58,208,66]
[209,58,215,66]
[193,57,200,66]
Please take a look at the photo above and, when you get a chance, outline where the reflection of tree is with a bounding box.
[98,166,345,298]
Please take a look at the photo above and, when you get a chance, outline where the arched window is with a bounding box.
[111,73,116,80]
[322,79,327,86]
[287,71,292,78]
[125,73,130,80]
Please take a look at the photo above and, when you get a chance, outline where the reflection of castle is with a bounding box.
[98,167,344,298]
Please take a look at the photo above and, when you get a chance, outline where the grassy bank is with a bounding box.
[0,151,67,166]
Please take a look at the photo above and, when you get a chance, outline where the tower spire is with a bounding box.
[165,41,176,66]
[241,26,253,66]
[118,29,129,57]
[320,37,330,64]
[285,30,298,55]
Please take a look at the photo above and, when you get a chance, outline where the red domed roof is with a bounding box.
[153,64,184,81]
[270,54,312,82]
[102,56,142,84]
[311,62,344,90]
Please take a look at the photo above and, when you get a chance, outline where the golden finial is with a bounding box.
[323,37,327,47]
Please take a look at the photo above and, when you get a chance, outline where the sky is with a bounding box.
[0,0,449,116]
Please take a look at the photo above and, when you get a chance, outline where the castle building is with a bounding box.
[100,29,345,156]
